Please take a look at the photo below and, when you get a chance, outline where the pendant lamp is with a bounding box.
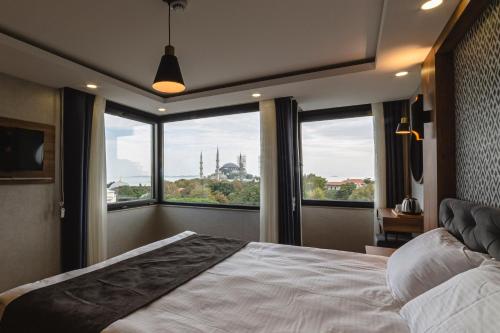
[152,0,186,94]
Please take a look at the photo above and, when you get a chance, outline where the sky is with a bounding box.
[105,114,152,184]
[164,112,260,177]
[301,116,375,181]
[104,112,375,184]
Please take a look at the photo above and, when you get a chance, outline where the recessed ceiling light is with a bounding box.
[158,107,167,112]
[421,0,443,10]
[86,83,98,89]
[252,93,261,98]
[395,71,409,77]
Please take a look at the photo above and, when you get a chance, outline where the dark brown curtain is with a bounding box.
[275,97,302,245]
[383,100,408,208]
[61,88,95,272]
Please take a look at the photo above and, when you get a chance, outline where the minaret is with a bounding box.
[238,153,244,180]
[199,152,203,179]
[215,147,220,181]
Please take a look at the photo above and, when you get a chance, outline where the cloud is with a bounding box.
[105,112,375,183]
[164,112,260,176]
[105,114,152,183]
[301,116,375,180]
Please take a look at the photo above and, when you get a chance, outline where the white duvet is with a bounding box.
[0,231,409,333]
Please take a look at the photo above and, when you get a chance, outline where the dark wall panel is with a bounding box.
[454,0,500,207]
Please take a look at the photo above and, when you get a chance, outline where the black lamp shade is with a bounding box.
[396,117,411,135]
[152,46,185,94]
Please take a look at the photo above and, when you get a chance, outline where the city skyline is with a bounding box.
[105,112,375,185]
[163,112,260,177]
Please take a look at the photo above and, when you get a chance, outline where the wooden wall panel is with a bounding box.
[0,116,55,184]
[422,50,438,231]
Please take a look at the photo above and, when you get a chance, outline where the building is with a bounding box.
[208,149,250,180]
[326,178,366,191]
[220,162,240,177]
[107,189,117,203]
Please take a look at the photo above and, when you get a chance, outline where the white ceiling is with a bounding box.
[0,0,459,114]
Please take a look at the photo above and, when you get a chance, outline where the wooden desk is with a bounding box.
[378,208,424,234]
[365,245,396,257]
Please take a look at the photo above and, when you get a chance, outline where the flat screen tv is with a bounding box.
[0,117,55,184]
[0,126,45,172]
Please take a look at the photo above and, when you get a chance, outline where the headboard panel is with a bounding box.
[440,198,500,259]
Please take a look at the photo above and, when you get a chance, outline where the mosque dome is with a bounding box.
[221,162,239,170]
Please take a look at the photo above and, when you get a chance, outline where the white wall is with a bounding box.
[155,205,372,253]
[107,206,162,258]
[302,206,374,253]
[412,178,424,211]
[156,205,259,241]
[0,73,166,292]
[0,73,60,292]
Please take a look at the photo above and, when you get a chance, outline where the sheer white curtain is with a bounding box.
[259,100,279,243]
[372,102,387,243]
[87,96,108,265]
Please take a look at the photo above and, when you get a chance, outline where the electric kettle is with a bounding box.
[401,197,422,214]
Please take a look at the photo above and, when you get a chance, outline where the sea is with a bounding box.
[116,175,197,186]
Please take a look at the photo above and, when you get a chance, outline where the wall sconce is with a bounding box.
[396,95,431,140]
[396,117,411,134]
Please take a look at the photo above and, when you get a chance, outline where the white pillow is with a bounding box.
[400,261,500,333]
[386,228,488,303]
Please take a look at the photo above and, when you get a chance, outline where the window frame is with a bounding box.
[299,104,375,209]
[105,101,159,211]
[160,102,261,211]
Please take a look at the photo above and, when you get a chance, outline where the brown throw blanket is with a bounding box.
[0,234,248,333]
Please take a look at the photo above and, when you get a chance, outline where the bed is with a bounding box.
[1,198,499,333]
[0,231,408,333]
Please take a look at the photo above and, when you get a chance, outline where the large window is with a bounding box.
[104,113,154,205]
[163,111,260,207]
[300,109,374,206]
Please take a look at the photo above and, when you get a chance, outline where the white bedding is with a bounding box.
[0,231,409,333]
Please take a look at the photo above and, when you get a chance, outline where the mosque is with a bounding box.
[199,147,250,181]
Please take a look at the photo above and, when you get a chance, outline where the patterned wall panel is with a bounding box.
[454,0,500,207]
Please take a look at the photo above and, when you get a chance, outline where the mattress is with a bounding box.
[0,231,409,333]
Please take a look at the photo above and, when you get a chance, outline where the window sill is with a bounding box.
[301,200,374,208]
[107,200,157,211]
[160,201,260,211]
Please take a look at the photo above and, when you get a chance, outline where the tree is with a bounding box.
[212,191,229,204]
[363,178,374,185]
[308,187,326,200]
[209,181,234,197]
[163,178,260,206]
[325,189,338,200]
[349,183,374,201]
[303,173,327,198]
[189,183,207,198]
[115,185,150,200]
[229,181,260,205]
[335,182,356,200]
[164,181,179,196]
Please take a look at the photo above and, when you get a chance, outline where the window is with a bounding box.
[104,113,154,205]
[300,108,374,206]
[163,111,260,207]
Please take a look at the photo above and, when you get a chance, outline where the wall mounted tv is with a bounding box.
[0,117,55,184]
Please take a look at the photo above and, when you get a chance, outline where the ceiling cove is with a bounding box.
[0,0,384,104]
[0,0,460,113]
[0,26,377,102]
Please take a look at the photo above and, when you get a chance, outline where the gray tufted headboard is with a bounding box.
[440,198,500,259]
